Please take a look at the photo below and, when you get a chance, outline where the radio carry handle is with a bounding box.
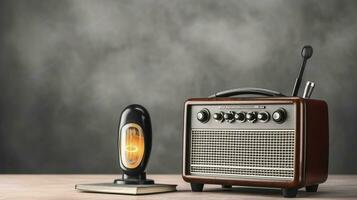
[209,88,285,98]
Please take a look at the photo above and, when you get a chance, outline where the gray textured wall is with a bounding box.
[1,0,356,174]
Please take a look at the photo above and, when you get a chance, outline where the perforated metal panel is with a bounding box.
[189,129,295,180]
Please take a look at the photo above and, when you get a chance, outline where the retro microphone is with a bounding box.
[75,104,177,195]
[114,104,154,184]
[291,45,313,96]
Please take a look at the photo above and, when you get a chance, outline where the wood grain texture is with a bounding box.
[305,99,329,186]
[0,175,356,200]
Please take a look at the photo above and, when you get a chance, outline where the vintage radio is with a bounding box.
[182,46,329,198]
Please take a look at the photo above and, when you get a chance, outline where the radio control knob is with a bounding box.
[223,112,235,123]
[246,112,257,123]
[257,112,270,122]
[213,112,224,122]
[197,109,210,123]
[234,112,246,122]
[272,108,286,123]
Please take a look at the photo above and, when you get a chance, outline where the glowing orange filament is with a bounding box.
[120,123,145,169]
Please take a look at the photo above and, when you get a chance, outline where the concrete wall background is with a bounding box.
[1,0,357,173]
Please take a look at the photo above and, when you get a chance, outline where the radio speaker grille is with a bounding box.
[189,129,295,180]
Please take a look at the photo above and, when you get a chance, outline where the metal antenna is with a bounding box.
[291,45,313,96]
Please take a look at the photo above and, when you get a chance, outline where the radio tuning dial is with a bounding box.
[197,109,210,123]
[257,112,270,123]
[213,112,224,122]
[246,112,257,123]
[272,108,287,123]
[234,112,246,122]
[223,112,235,123]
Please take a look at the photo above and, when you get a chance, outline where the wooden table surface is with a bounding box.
[0,174,356,200]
